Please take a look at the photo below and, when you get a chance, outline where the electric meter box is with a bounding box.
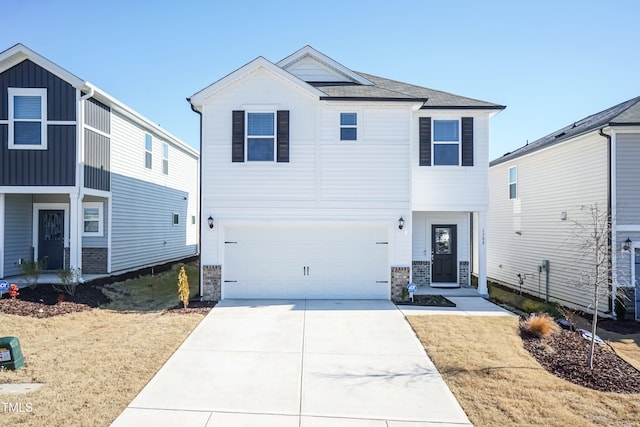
[0,336,25,370]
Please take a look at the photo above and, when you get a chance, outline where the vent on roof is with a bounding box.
[554,132,566,139]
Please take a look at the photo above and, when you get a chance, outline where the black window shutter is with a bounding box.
[419,117,431,166]
[277,110,289,163]
[232,110,245,162]
[461,117,474,166]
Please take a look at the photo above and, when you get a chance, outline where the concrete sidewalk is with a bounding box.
[112,299,472,426]
[398,296,516,317]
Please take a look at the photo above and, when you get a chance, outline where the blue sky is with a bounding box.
[3,0,638,159]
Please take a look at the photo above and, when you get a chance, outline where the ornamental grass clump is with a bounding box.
[177,265,189,309]
[525,313,559,338]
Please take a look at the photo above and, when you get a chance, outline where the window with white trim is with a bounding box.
[172,213,179,225]
[340,113,357,141]
[247,112,275,161]
[8,88,47,150]
[433,120,460,165]
[162,142,169,175]
[509,166,517,199]
[145,134,153,169]
[82,202,104,236]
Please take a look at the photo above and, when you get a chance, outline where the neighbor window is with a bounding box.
[509,166,517,199]
[162,142,169,175]
[82,202,104,236]
[172,213,179,225]
[191,215,196,225]
[8,88,47,149]
[433,120,459,165]
[247,112,275,161]
[145,134,153,169]
[340,113,357,141]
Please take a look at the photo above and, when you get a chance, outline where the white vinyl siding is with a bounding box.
[488,132,609,313]
[616,133,640,225]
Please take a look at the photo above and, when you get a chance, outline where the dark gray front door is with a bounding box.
[432,225,457,283]
[39,210,64,270]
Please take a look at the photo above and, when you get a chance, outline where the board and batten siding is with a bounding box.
[109,111,197,272]
[3,194,33,277]
[488,132,609,312]
[84,129,110,191]
[412,113,490,212]
[616,133,640,225]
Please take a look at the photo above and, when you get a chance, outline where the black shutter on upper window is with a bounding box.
[461,117,474,166]
[277,110,289,162]
[232,110,245,162]
[419,117,431,166]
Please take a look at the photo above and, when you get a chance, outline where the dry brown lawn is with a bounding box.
[407,315,640,427]
[0,309,205,426]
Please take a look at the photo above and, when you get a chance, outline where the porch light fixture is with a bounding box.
[398,216,405,230]
[207,215,214,229]
[623,237,632,251]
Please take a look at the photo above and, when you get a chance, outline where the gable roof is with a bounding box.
[491,96,640,166]
[189,46,505,110]
[0,43,197,157]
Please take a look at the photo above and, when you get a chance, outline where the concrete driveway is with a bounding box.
[111,300,471,426]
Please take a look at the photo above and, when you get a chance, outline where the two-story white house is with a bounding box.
[189,46,504,301]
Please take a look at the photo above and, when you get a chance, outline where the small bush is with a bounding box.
[524,314,559,338]
[177,265,189,309]
[8,284,19,299]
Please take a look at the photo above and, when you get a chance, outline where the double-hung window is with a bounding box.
[247,112,275,161]
[509,166,517,199]
[8,88,47,149]
[162,142,169,175]
[340,113,357,141]
[433,120,460,165]
[145,134,153,169]
[82,202,103,237]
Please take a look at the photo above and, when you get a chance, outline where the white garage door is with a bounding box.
[223,225,389,299]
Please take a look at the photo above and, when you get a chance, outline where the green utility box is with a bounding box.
[0,336,25,370]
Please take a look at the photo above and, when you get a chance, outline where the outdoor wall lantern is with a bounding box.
[207,215,214,229]
[623,237,632,251]
[398,216,405,230]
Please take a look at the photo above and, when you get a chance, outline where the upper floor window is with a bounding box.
[162,142,169,175]
[433,120,459,165]
[247,112,275,161]
[145,133,153,169]
[509,166,517,199]
[340,113,357,141]
[8,88,47,150]
[82,202,104,237]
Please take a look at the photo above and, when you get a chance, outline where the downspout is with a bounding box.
[599,127,613,313]
[188,99,203,299]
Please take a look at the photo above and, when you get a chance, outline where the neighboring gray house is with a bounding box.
[488,96,640,320]
[0,44,199,280]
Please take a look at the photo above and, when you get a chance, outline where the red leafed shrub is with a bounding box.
[8,284,19,299]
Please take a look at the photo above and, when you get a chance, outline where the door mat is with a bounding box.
[396,295,456,307]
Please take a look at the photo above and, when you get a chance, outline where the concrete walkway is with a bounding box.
[112,299,473,426]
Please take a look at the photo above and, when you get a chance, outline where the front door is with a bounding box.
[39,210,65,270]
[432,225,457,283]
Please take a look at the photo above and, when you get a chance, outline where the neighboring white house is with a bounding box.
[189,46,505,301]
[488,96,640,319]
[0,44,199,281]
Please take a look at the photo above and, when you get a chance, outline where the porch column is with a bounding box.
[69,193,82,271]
[0,193,4,277]
[477,210,488,295]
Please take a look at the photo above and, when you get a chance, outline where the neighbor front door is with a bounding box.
[432,225,457,283]
[39,210,64,270]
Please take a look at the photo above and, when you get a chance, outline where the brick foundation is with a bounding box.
[459,261,470,287]
[391,266,411,302]
[82,248,108,274]
[412,261,430,286]
[202,265,221,301]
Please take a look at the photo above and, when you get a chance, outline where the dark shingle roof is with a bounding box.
[313,72,505,109]
[491,96,640,166]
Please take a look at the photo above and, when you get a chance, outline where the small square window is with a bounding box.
[172,213,179,225]
[340,113,357,141]
[82,202,104,236]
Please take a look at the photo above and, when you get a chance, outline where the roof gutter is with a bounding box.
[599,127,613,314]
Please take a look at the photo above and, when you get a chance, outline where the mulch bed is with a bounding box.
[521,321,640,393]
[396,295,456,307]
[0,285,216,318]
